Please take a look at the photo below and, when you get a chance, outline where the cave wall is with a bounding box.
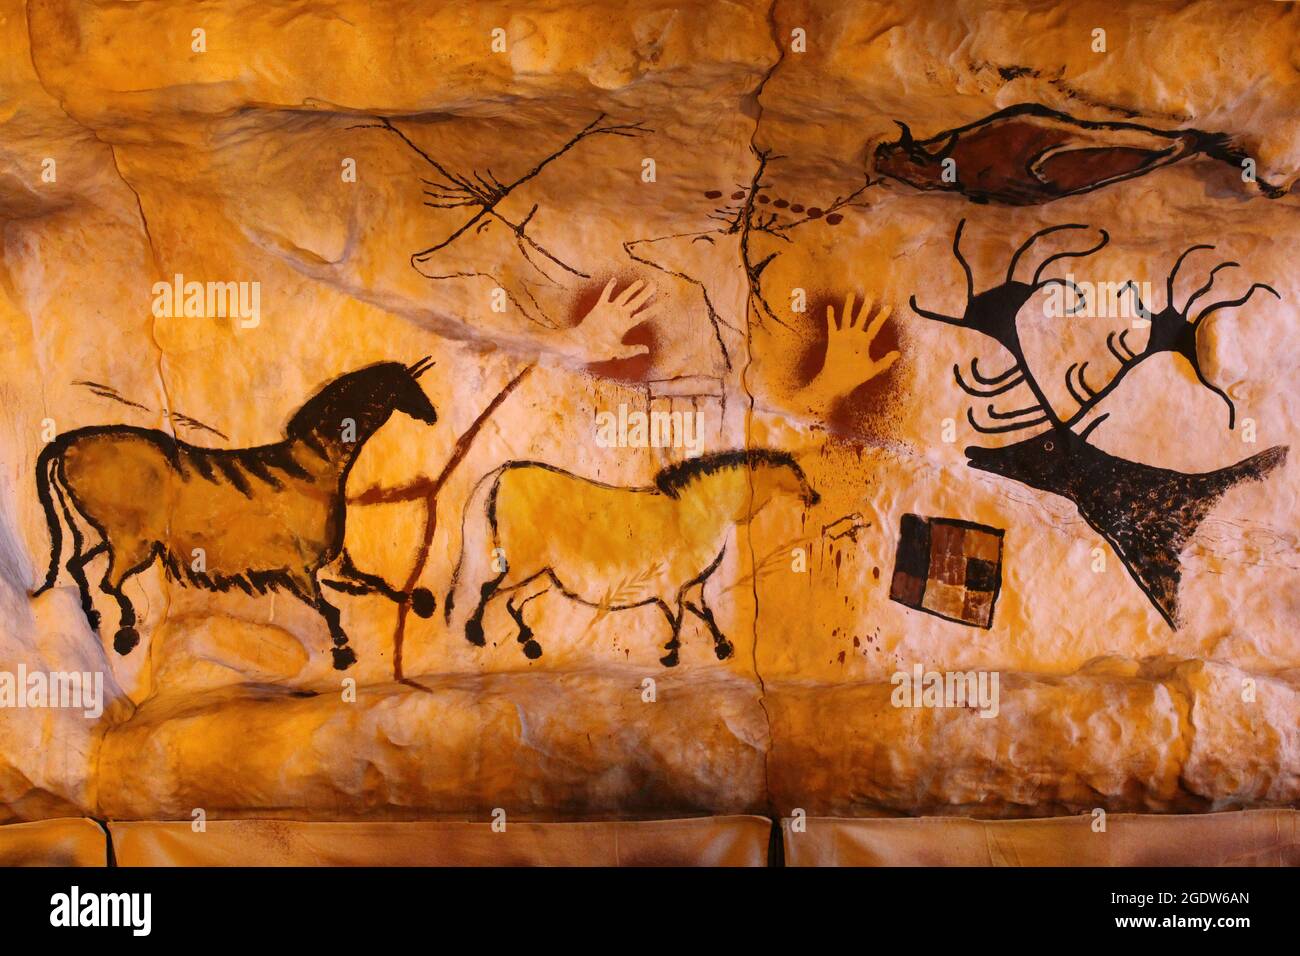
[2,0,1298,825]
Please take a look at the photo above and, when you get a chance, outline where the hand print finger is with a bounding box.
[865,302,892,340]
[632,300,666,322]
[843,292,858,328]
[613,279,647,307]
[621,283,657,314]
[826,301,841,333]
[873,350,901,376]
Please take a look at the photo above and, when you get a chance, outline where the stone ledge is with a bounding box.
[0,818,107,867]
[96,670,769,821]
[782,810,1300,866]
[84,658,1300,822]
[108,816,772,866]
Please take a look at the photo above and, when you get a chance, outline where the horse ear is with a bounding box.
[408,356,435,379]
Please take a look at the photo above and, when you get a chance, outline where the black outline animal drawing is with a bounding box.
[911,221,1287,627]
[354,112,651,330]
[1112,245,1279,428]
[445,450,820,666]
[874,102,1284,205]
[31,359,440,670]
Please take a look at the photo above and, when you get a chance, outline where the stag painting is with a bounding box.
[446,450,820,666]
[910,221,1287,627]
[31,359,440,670]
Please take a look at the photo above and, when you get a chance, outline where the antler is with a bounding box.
[1063,328,1150,429]
[1066,252,1281,430]
[912,219,1114,437]
[966,404,1050,434]
[954,357,1025,397]
[1006,223,1110,285]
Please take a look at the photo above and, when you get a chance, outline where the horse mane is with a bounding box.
[284,362,409,442]
[654,449,805,499]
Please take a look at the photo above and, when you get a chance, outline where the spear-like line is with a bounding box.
[351,114,650,283]
[381,364,535,684]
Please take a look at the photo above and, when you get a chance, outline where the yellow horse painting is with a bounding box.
[445,450,819,666]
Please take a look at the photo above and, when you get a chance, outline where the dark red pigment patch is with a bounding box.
[572,276,659,383]
[700,185,853,227]
[789,289,907,445]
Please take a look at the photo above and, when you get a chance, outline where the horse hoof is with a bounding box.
[515,623,533,645]
[465,619,486,646]
[113,627,139,655]
[659,649,679,667]
[410,588,436,618]
[522,639,542,660]
[332,646,357,670]
[715,640,734,661]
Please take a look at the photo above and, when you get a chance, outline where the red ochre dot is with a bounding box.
[774,198,789,208]
[758,195,770,203]
[704,190,723,198]
[807,207,823,218]
[826,213,844,225]
[790,203,805,213]
[730,190,746,200]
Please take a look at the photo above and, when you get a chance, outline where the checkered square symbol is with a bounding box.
[888,513,1005,628]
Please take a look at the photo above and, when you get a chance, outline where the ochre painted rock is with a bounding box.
[1,0,1298,829]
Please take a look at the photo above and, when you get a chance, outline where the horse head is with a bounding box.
[724,450,821,517]
[285,359,438,456]
[395,356,439,424]
[750,451,821,510]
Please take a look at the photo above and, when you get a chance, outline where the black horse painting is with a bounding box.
[31,359,440,670]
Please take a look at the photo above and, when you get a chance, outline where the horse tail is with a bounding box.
[31,444,65,596]
[444,464,510,627]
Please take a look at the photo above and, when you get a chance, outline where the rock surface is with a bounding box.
[1,0,1297,822]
